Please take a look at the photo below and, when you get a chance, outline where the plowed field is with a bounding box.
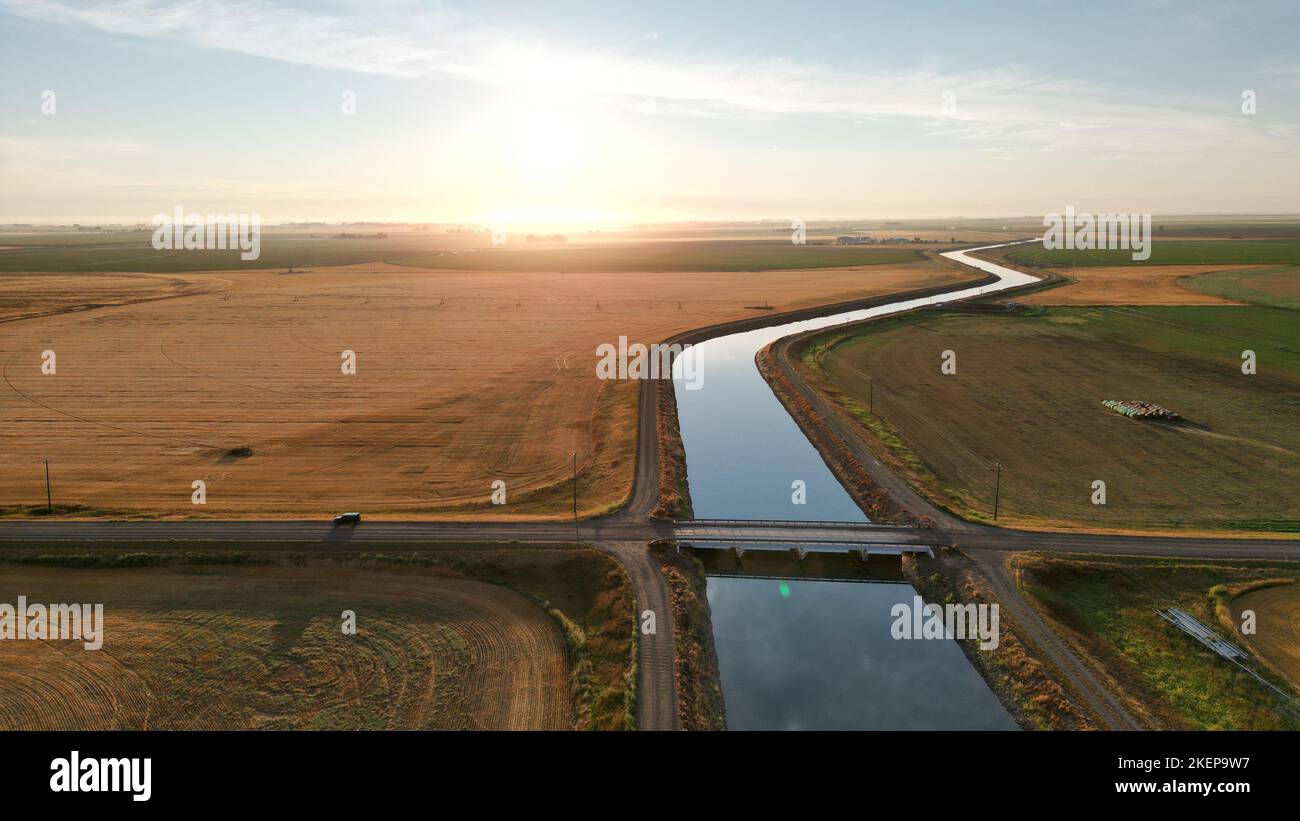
[0,562,570,730]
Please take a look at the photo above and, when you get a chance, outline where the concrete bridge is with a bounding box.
[669,518,939,557]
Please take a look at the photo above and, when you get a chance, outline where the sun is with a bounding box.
[490,93,594,190]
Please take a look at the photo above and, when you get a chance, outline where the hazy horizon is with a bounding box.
[3,0,1300,224]
[7,212,1300,232]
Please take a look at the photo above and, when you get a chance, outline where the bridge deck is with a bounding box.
[675,518,917,530]
[671,519,937,555]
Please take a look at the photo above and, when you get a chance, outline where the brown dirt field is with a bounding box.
[0,260,974,517]
[0,562,569,730]
[1231,584,1300,689]
[1021,264,1266,306]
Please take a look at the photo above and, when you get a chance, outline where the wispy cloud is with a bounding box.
[4,0,1284,157]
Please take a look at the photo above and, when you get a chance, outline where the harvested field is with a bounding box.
[0,271,228,322]
[801,305,1300,533]
[0,258,976,517]
[1019,264,1264,306]
[1230,583,1300,690]
[0,561,571,730]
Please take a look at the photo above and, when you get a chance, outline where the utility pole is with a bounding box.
[43,458,52,512]
[572,451,579,545]
[989,461,1003,520]
[868,377,874,416]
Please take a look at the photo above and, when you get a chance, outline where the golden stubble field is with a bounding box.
[1231,583,1300,690]
[0,562,570,730]
[1022,264,1266,306]
[0,259,974,517]
[0,272,226,322]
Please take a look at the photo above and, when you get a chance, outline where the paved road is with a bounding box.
[5,242,1297,731]
[958,528,1300,559]
[0,518,668,545]
[3,517,1294,559]
[0,249,1020,734]
[764,242,1300,729]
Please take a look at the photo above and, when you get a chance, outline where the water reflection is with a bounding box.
[707,576,1017,730]
[674,244,1035,729]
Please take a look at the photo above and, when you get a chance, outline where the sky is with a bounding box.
[2,0,1299,225]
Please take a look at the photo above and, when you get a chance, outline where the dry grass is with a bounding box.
[0,562,570,730]
[1229,583,1300,690]
[652,544,725,730]
[1020,264,1266,306]
[0,260,971,517]
[806,306,1300,533]
[0,272,226,321]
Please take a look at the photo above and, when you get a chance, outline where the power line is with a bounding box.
[989,461,1003,520]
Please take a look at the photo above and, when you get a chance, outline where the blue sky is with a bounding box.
[2,0,1299,223]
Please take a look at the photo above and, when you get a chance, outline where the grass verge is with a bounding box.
[652,379,693,520]
[651,543,725,730]
[1014,553,1300,729]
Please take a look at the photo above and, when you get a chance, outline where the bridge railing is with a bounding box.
[672,518,919,530]
[680,538,930,548]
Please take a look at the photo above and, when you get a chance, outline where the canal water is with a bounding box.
[672,245,1035,730]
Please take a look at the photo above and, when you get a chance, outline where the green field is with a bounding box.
[1150,221,1300,239]
[0,232,434,273]
[389,241,925,273]
[0,233,925,273]
[1007,239,1300,267]
[0,231,158,246]
[799,304,1300,532]
[1182,265,1300,310]
[1018,553,1299,729]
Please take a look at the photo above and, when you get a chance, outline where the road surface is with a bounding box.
[4,241,1297,731]
[762,241,1298,729]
